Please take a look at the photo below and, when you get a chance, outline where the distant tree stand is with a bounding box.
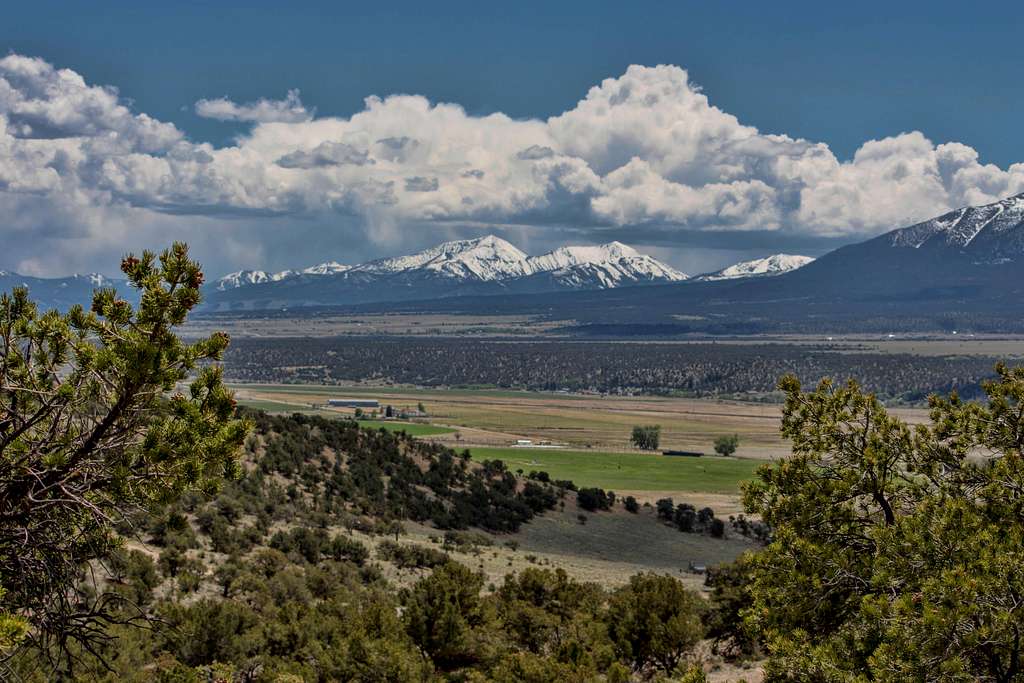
[631,425,661,451]
[0,243,249,673]
[713,434,739,457]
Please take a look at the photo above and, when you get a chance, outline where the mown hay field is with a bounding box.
[229,383,799,457]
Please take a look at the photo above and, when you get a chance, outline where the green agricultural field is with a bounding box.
[357,420,456,436]
[470,447,763,494]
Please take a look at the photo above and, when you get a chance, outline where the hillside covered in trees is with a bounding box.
[224,337,1000,403]
[6,409,745,681]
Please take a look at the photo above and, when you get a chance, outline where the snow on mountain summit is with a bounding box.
[301,262,350,276]
[214,235,687,290]
[699,254,815,281]
[526,241,643,271]
[362,235,533,281]
[216,269,295,290]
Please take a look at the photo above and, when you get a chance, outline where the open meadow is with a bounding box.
[231,383,792,454]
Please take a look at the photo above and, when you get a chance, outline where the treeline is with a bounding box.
[223,337,1000,402]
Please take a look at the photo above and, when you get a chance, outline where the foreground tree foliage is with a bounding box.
[0,244,249,669]
[607,573,705,674]
[745,364,1024,681]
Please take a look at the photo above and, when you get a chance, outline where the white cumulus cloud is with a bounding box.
[2,54,1024,276]
[194,88,312,123]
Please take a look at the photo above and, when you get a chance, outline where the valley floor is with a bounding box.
[232,382,931,512]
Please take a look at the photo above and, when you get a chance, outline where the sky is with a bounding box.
[2,0,1023,277]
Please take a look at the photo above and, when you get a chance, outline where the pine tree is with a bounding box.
[744,365,1024,678]
[0,243,249,668]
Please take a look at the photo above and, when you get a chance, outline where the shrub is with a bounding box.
[607,573,706,673]
[327,535,370,566]
[404,562,487,670]
[377,541,448,570]
[577,487,613,512]
[709,517,726,538]
[442,530,493,553]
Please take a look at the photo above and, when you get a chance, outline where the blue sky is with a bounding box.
[2,1,1022,276]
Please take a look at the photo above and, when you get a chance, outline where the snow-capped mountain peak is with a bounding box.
[210,235,689,305]
[216,269,295,290]
[359,235,532,281]
[301,262,350,276]
[699,254,815,281]
[526,241,642,272]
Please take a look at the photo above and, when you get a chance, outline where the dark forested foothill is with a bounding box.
[219,408,566,535]
[223,336,1000,402]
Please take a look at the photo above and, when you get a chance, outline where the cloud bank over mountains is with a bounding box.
[1,53,1023,275]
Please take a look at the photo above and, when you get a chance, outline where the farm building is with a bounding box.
[327,398,380,408]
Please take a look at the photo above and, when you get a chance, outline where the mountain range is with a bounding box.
[4,236,808,312]
[204,237,699,310]
[0,272,120,312]
[276,192,1024,334]
[4,193,1023,333]
[388,192,1024,334]
[205,238,822,310]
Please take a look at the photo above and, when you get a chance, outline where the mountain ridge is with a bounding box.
[210,193,1023,334]
[215,236,688,290]
[204,235,691,309]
